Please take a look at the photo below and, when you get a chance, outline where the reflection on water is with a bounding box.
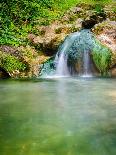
[0,78,116,155]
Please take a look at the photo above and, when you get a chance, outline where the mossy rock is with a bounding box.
[0,45,51,78]
[92,20,116,75]
[39,57,55,76]
[0,51,27,77]
[92,40,112,76]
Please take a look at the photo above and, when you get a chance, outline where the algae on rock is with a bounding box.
[92,40,112,76]
[39,57,55,76]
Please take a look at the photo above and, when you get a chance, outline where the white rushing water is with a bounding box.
[55,51,69,76]
[55,32,80,77]
[42,29,94,78]
[82,49,92,77]
[55,30,93,77]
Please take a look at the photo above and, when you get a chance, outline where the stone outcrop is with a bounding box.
[92,20,116,76]
[28,22,81,56]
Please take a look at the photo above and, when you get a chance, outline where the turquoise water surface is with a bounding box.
[0,77,116,155]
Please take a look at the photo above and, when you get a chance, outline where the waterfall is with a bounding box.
[55,52,69,76]
[55,32,80,76]
[82,49,92,77]
[54,30,94,77]
[40,29,96,77]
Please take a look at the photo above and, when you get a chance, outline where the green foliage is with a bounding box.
[0,0,113,46]
[19,46,38,59]
[113,8,116,13]
[92,40,111,76]
[0,0,54,46]
[0,52,27,72]
[94,4,104,14]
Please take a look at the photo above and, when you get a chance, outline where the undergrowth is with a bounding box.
[0,52,27,72]
[0,0,113,46]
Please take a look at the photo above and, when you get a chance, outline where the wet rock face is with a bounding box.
[0,68,10,79]
[82,11,106,29]
[66,29,112,76]
[54,29,100,76]
[82,19,97,29]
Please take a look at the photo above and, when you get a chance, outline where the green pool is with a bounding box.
[0,77,116,155]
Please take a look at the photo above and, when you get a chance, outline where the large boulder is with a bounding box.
[92,20,116,76]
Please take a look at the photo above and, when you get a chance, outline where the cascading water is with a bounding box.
[40,29,97,77]
[82,49,92,77]
[54,32,80,76]
[55,52,69,76]
[54,29,95,77]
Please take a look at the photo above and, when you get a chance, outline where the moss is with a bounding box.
[40,57,55,76]
[92,40,111,76]
[0,51,27,73]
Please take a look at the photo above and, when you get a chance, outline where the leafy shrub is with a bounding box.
[0,52,27,72]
